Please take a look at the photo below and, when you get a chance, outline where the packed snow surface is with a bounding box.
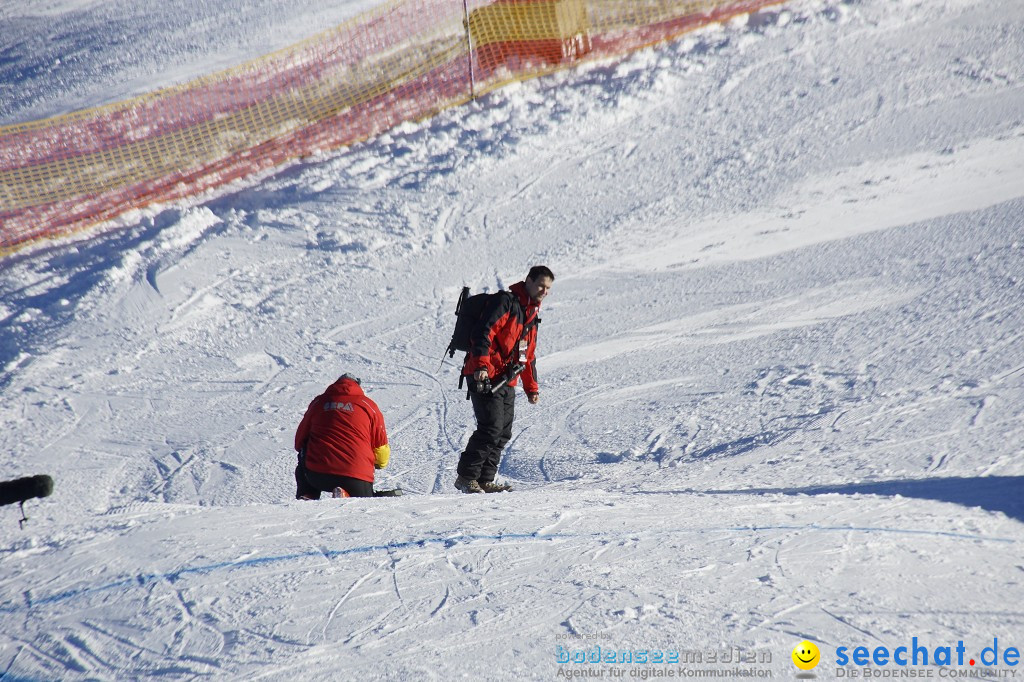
[1,0,1023,679]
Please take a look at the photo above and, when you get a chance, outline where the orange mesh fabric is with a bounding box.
[0,0,781,255]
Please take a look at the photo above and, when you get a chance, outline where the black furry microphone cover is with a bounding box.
[0,475,54,506]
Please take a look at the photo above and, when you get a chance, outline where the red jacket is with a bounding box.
[295,377,390,482]
[462,281,541,393]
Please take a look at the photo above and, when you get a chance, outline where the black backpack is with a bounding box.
[445,286,509,358]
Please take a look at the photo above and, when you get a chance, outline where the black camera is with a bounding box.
[489,362,525,394]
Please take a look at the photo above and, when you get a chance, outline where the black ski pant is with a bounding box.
[295,453,374,499]
[458,384,515,483]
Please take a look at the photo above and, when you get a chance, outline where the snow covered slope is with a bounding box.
[1,0,1023,679]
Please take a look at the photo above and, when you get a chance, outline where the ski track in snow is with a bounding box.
[2,0,1024,679]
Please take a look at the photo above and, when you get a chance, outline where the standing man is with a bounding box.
[455,266,554,493]
[294,373,390,499]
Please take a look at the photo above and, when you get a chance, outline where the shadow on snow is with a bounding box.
[650,476,1024,524]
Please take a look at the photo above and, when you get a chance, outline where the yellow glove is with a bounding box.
[374,444,390,469]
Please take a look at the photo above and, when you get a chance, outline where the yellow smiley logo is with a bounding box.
[792,640,821,670]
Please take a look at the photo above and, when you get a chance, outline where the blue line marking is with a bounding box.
[719,524,1019,543]
[2,525,1016,613]
[5,532,564,611]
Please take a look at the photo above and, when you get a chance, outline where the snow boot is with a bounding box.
[479,481,513,493]
[454,476,484,494]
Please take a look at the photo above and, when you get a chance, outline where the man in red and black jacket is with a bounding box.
[456,266,554,494]
[294,373,390,498]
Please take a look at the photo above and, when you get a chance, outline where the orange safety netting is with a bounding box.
[0,0,781,256]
